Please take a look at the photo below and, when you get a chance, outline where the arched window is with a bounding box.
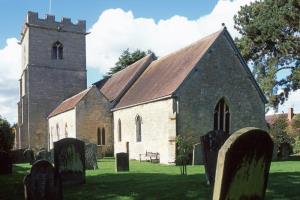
[118,119,122,142]
[56,123,60,140]
[65,123,68,138]
[214,98,230,133]
[52,41,63,60]
[97,127,106,145]
[136,115,142,142]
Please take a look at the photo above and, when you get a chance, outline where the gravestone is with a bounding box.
[0,151,12,174]
[213,127,273,200]
[192,143,203,165]
[85,143,98,170]
[24,149,35,165]
[201,130,229,185]
[36,149,50,162]
[54,138,85,186]
[10,148,27,164]
[115,152,129,172]
[24,160,62,200]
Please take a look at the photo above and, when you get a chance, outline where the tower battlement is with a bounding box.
[21,11,86,38]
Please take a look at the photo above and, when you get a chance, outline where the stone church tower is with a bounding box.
[17,11,87,150]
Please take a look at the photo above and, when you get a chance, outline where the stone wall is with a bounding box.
[113,99,176,164]
[176,32,267,138]
[48,109,76,149]
[76,87,113,156]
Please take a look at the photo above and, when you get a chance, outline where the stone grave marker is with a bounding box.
[10,148,27,164]
[192,143,203,165]
[54,138,85,186]
[0,151,12,174]
[24,149,35,165]
[24,160,62,200]
[200,130,229,185]
[36,149,50,161]
[213,127,273,200]
[115,152,129,172]
[85,143,98,170]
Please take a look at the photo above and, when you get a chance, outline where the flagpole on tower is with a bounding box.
[49,0,52,14]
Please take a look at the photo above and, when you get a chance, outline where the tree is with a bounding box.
[0,116,14,152]
[286,114,300,137]
[175,135,194,175]
[105,49,156,77]
[234,0,300,110]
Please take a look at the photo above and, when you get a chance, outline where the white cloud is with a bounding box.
[86,0,255,73]
[0,38,20,123]
[267,90,300,115]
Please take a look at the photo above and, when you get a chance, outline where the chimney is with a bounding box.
[288,107,294,122]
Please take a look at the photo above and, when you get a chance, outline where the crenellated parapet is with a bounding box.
[21,11,86,39]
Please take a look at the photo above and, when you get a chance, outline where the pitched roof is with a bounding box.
[265,114,288,125]
[96,54,154,102]
[114,30,223,109]
[48,88,91,118]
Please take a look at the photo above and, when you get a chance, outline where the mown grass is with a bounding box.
[0,157,299,200]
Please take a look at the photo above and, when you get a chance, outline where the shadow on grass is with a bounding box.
[64,172,212,200]
[272,155,300,162]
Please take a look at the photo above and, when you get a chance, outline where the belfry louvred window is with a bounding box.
[52,41,63,60]
[214,98,230,133]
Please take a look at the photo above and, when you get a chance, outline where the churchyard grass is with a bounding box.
[0,157,299,200]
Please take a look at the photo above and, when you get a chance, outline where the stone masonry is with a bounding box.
[17,11,87,150]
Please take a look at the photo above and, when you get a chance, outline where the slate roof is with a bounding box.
[96,54,155,102]
[114,30,223,109]
[48,88,91,118]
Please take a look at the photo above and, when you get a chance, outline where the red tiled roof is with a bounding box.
[265,114,288,125]
[99,54,154,102]
[48,88,90,118]
[114,30,223,109]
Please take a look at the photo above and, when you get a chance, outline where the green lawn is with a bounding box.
[0,158,299,200]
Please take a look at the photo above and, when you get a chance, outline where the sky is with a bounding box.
[0,0,299,123]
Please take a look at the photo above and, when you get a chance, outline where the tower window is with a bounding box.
[52,41,63,60]
[118,119,122,142]
[214,98,230,133]
[136,115,142,142]
[97,127,106,145]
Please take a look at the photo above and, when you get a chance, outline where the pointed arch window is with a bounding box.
[214,98,230,133]
[52,41,63,60]
[118,119,122,142]
[97,127,106,145]
[136,115,142,142]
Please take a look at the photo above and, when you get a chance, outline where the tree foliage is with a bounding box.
[0,116,14,152]
[175,135,194,175]
[105,49,156,77]
[234,0,300,109]
[270,116,295,145]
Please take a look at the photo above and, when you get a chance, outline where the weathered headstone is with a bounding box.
[54,138,85,186]
[24,149,35,165]
[85,143,98,170]
[10,148,27,164]
[0,151,12,174]
[213,127,273,200]
[192,143,203,165]
[24,160,62,200]
[36,149,50,162]
[201,130,229,185]
[115,152,129,172]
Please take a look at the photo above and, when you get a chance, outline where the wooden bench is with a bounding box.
[139,151,160,163]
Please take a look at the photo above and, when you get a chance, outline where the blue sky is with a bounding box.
[0,0,299,123]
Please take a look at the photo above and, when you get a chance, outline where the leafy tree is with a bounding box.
[234,0,300,110]
[105,49,156,77]
[0,116,14,152]
[286,114,300,137]
[175,135,194,175]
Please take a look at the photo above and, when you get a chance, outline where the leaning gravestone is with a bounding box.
[54,138,85,186]
[201,130,229,185]
[85,143,98,170]
[0,151,12,174]
[24,160,62,200]
[115,152,129,172]
[192,143,203,165]
[24,149,35,165]
[213,127,273,200]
